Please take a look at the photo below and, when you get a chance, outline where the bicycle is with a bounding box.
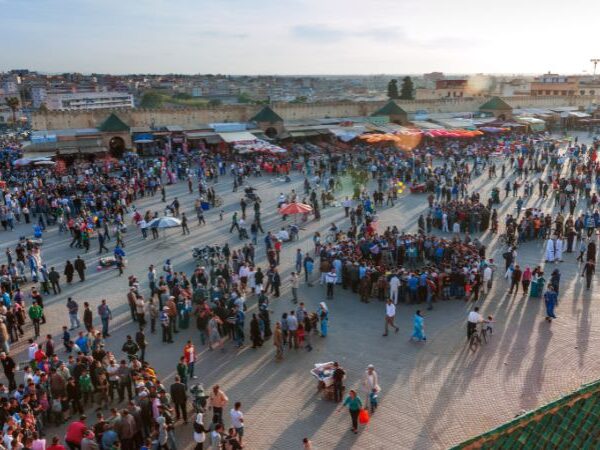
[469,323,490,351]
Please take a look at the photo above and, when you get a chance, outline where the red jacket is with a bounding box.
[65,421,86,444]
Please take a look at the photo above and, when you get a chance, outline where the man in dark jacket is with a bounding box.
[48,267,61,294]
[83,302,93,331]
[170,375,188,423]
[0,352,16,391]
[74,256,86,282]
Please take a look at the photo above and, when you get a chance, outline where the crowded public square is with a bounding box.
[0,125,599,450]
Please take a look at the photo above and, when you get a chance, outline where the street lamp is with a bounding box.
[591,59,600,78]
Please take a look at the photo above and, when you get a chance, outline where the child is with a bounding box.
[297,323,305,348]
[369,388,378,414]
[485,315,495,335]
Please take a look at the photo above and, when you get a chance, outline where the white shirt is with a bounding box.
[230,409,244,428]
[385,303,396,318]
[277,230,289,241]
[468,311,483,323]
[483,267,493,282]
[389,276,400,290]
[28,343,38,361]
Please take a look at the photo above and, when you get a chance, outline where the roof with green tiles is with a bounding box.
[250,106,283,123]
[98,113,130,132]
[370,100,407,117]
[452,379,600,449]
[479,97,512,111]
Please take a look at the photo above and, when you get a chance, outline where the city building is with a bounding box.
[530,73,578,96]
[46,91,134,111]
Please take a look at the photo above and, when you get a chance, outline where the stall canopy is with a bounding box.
[218,131,259,143]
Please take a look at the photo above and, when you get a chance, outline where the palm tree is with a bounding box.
[5,97,20,125]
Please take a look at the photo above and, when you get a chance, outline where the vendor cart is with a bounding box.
[311,362,345,401]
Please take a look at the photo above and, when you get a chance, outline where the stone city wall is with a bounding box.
[31,95,599,131]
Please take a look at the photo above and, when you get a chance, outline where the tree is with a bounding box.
[172,92,192,100]
[237,92,253,104]
[400,76,414,100]
[208,99,222,107]
[140,92,163,108]
[5,97,19,124]
[387,79,399,99]
[39,103,49,113]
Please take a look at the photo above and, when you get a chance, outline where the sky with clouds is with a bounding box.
[2,0,600,75]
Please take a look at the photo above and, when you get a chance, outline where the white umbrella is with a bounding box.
[148,217,181,229]
[13,158,32,166]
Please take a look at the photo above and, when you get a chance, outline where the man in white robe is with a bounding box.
[545,238,556,262]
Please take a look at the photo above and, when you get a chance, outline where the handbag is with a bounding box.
[358,408,370,425]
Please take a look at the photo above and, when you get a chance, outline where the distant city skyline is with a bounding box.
[2,0,600,75]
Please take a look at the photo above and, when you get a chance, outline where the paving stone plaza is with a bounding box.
[2,132,599,449]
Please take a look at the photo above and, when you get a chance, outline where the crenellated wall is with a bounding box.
[31,95,599,131]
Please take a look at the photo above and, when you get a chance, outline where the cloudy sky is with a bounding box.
[3,0,600,75]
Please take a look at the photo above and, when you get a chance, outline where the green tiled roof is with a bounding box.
[98,113,130,132]
[250,106,283,123]
[479,97,512,111]
[452,379,600,449]
[371,100,407,117]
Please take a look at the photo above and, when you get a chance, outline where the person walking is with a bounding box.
[508,264,522,295]
[97,299,112,338]
[161,307,173,343]
[48,266,61,294]
[383,298,399,336]
[135,327,147,362]
[411,310,426,341]
[184,340,197,379]
[582,259,595,290]
[181,213,190,235]
[332,361,345,402]
[338,389,363,434]
[318,302,329,337]
[98,233,109,254]
[66,297,81,330]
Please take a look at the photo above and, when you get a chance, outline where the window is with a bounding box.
[581,90,585,95]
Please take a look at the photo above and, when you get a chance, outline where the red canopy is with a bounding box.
[279,202,313,215]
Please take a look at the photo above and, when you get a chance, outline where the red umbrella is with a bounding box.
[279,202,313,215]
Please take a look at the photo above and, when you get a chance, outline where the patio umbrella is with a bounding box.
[12,158,32,166]
[279,202,313,215]
[148,217,182,229]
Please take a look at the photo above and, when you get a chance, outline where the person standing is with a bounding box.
[389,273,400,304]
[74,256,86,282]
[582,259,595,290]
[66,297,81,330]
[64,260,75,284]
[318,302,329,337]
[135,327,147,362]
[362,364,380,413]
[0,352,16,391]
[193,412,207,450]
[97,299,112,338]
[208,385,229,425]
[338,389,363,434]
[83,302,93,331]
[230,402,245,446]
[97,233,109,254]
[383,298,399,336]
[170,375,188,423]
[161,307,173,343]
[184,340,197,379]
[127,288,138,323]
[508,264,522,295]
[332,362,345,403]
[411,310,426,341]
[544,284,558,322]
[273,322,284,361]
[290,272,299,304]
[28,301,43,338]
[325,268,336,299]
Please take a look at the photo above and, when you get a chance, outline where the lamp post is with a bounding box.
[591,59,600,79]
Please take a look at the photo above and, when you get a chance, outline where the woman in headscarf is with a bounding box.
[249,313,263,348]
[193,412,207,450]
[411,310,426,341]
[318,302,329,337]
